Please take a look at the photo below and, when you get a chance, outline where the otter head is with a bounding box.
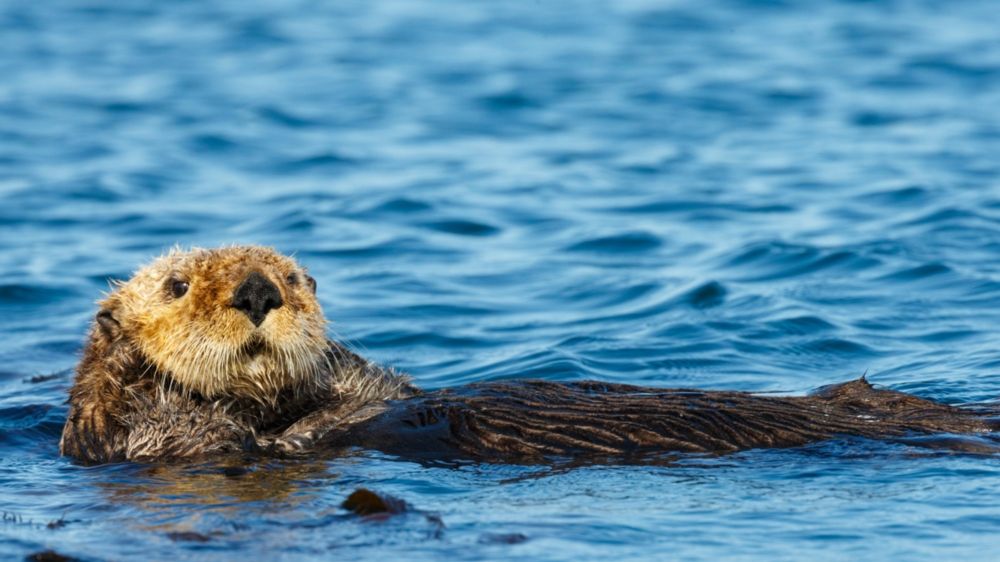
[95,246,328,402]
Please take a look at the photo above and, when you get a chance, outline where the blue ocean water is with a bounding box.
[2,0,1000,559]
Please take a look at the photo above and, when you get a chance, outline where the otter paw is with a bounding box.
[266,432,317,455]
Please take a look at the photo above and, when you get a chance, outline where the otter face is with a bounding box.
[97,246,328,401]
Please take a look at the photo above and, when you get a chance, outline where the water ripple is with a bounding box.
[566,232,662,254]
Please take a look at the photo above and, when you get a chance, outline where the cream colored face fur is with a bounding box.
[101,246,328,401]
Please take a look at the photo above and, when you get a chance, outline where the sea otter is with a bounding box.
[60,246,999,465]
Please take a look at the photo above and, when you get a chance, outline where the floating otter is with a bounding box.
[60,246,999,465]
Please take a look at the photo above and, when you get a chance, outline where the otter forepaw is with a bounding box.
[263,432,317,455]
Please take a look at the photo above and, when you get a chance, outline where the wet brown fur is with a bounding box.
[60,246,414,464]
[329,379,998,463]
[60,246,1000,465]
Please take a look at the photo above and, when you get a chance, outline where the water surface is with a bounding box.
[2,0,1000,560]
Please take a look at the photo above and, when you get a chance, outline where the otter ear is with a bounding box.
[95,308,122,341]
[305,274,317,294]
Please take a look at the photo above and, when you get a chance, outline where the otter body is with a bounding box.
[326,378,997,463]
[60,247,999,465]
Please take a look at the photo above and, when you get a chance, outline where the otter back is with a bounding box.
[323,378,1000,464]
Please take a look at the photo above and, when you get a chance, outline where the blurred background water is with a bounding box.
[2,0,1000,560]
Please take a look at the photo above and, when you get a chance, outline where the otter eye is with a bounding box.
[170,279,189,299]
[286,272,299,286]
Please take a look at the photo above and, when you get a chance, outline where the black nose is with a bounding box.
[231,271,283,327]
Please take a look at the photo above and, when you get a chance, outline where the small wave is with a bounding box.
[185,133,241,154]
[358,331,490,350]
[369,198,435,214]
[897,207,992,228]
[556,280,663,309]
[854,185,930,207]
[721,241,879,281]
[850,110,907,127]
[0,404,51,430]
[911,329,981,343]
[611,200,793,215]
[256,106,318,129]
[566,232,662,254]
[300,239,462,260]
[420,219,500,237]
[679,281,727,309]
[0,284,77,308]
[476,90,540,111]
[800,338,878,357]
[879,263,952,282]
[766,316,837,336]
